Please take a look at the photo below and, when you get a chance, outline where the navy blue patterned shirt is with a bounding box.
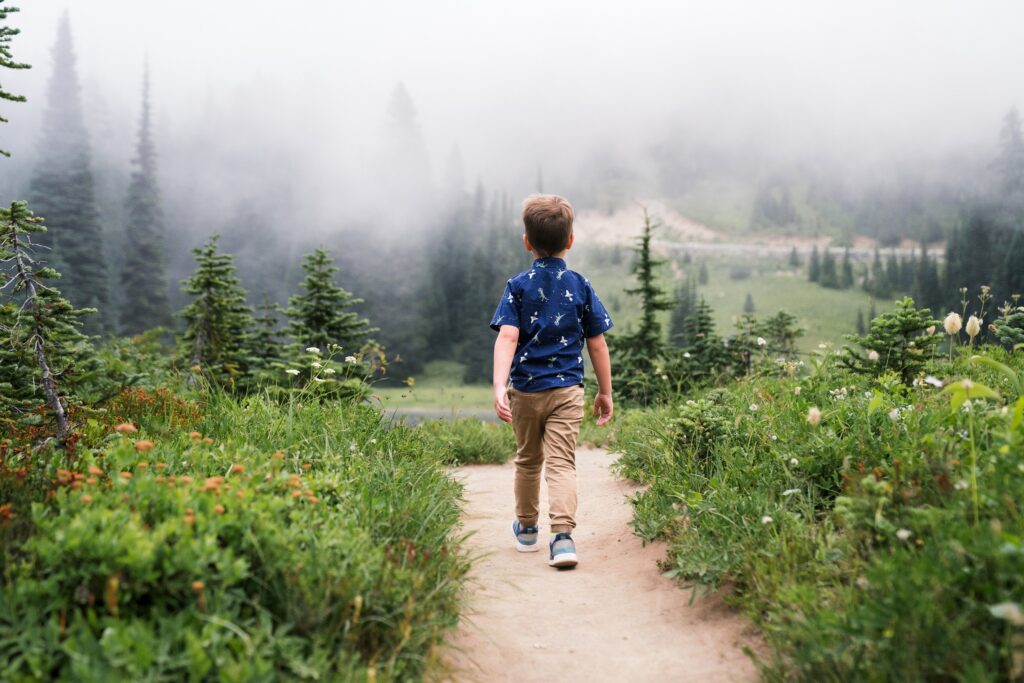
[490,257,613,392]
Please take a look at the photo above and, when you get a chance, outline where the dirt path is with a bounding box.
[443,448,760,683]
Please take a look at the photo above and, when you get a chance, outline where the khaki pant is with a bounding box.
[508,385,585,534]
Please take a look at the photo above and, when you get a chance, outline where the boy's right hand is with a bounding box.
[494,387,513,423]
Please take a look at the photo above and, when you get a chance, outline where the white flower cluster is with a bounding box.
[829,387,849,401]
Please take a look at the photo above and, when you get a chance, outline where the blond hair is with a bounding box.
[522,194,574,256]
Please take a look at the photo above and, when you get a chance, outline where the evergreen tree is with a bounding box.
[856,308,866,335]
[680,297,726,383]
[28,14,109,333]
[870,247,884,294]
[669,277,696,345]
[0,0,30,158]
[808,245,821,282]
[885,251,900,292]
[788,246,800,269]
[914,242,941,313]
[820,248,839,288]
[0,201,95,440]
[869,299,877,324]
[842,297,940,384]
[743,292,755,314]
[698,260,709,285]
[994,106,1024,196]
[248,292,282,370]
[119,67,170,334]
[622,209,673,358]
[178,236,254,385]
[841,247,854,288]
[285,247,375,353]
[1003,230,1024,299]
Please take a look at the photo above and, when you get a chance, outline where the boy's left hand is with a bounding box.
[494,387,513,423]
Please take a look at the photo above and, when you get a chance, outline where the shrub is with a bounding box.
[416,417,516,465]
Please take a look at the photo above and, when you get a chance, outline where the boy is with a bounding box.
[491,194,614,569]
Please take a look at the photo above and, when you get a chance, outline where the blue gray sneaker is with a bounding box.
[512,520,540,552]
[549,532,578,568]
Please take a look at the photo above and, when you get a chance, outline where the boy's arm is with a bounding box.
[493,325,519,423]
[586,333,613,426]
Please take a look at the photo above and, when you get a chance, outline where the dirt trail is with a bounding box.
[443,448,759,683]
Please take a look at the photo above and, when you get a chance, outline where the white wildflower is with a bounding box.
[757,337,767,347]
[961,378,973,390]
[345,356,358,364]
[761,515,773,525]
[369,438,377,444]
[311,361,322,368]
[888,408,900,423]
[324,367,336,375]
[686,400,696,406]
[943,312,962,335]
[954,480,968,491]
[856,576,871,590]
[961,399,973,412]
[806,406,822,426]
[966,315,981,338]
[306,346,320,354]
[782,488,800,497]
[895,528,912,541]
[313,377,326,383]
[661,374,669,381]
[926,325,936,335]
[286,369,301,376]
[683,352,691,358]
[794,386,802,396]
[867,350,880,362]
[749,403,759,412]
[818,343,827,349]
[989,602,1024,626]
[789,457,799,466]
[924,376,943,387]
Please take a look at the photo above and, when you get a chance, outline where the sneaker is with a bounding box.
[512,520,540,552]
[549,532,578,568]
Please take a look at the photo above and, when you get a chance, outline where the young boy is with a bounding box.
[491,194,614,569]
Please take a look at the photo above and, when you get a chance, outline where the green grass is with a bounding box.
[610,346,1024,680]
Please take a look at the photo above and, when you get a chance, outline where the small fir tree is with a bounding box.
[0,0,30,157]
[820,248,839,288]
[0,201,95,440]
[808,245,821,282]
[856,308,866,335]
[669,277,696,346]
[743,292,755,314]
[788,246,801,269]
[285,247,376,353]
[178,236,254,385]
[248,292,282,370]
[621,209,674,359]
[698,260,709,285]
[842,296,940,383]
[119,67,170,334]
[841,247,854,288]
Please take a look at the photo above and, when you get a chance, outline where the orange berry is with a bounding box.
[189,431,201,439]
[119,471,133,479]
[292,490,302,498]
[184,514,196,525]
[154,463,166,470]
[214,504,225,514]
[179,476,193,484]
[271,452,285,461]
[88,466,103,476]
[202,437,214,445]
[229,464,245,475]
[86,477,98,485]
[192,581,205,592]
[137,462,149,469]
[81,494,93,504]
[307,496,319,504]
[134,440,155,453]
[301,463,312,471]
[114,423,137,433]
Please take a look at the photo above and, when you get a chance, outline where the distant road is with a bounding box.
[653,238,941,261]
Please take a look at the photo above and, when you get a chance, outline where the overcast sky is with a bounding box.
[5,1,1024,195]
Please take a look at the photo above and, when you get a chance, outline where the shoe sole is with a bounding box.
[516,540,540,553]
[549,552,578,568]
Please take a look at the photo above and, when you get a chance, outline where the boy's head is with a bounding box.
[522,194,574,257]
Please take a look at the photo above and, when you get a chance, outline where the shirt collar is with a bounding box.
[532,257,567,270]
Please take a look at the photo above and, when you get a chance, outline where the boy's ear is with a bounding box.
[565,232,575,251]
[523,234,533,253]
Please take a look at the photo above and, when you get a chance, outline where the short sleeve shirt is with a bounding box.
[490,257,613,392]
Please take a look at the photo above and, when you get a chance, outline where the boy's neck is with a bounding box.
[531,251,568,260]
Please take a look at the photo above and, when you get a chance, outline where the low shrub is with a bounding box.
[615,346,1024,680]
[416,418,515,465]
[0,394,469,681]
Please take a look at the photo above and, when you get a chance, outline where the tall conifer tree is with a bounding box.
[120,66,170,334]
[0,0,30,157]
[285,247,375,353]
[28,13,109,333]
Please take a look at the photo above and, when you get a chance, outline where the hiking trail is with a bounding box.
[443,447,759,682]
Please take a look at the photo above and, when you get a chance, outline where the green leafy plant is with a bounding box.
[842,296,940,383]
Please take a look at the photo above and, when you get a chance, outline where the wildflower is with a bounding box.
[867,350,880,362]
[230,464,245,475]
[314,377,326,383]
[966,315,981,339]
[749,403,759,412]
[661,374,669,381]
[286,369,301,376]
[114,423,137,433]
[782,488,800,497]
[81,494,93,505]
[686,400,696,406]
[789,457,799,466]
[683,352,691,358]
[961,378,973,390]
[888,408,900,423]
[202,437,214,444]
[806,406,822,426]
[311,361,322,368]
[926,325,936,335]
[757,337,767,347]
[345,356,358,364]
[761,515,773,525]
[855,576,870,590]
[818,343,827,349]
[895,528,912,541]
[924,376,943,387]
[370,438,378,444]
[954,480,968,491]
[943,312,962,335]
[134,439,155,453]
[271,451,286,461]
[189,431,202,439]
[961,400,973,412]
[324,367,336,375]
[88,465,103,476]
[794,386,802,396]
[306,347,320,354]
[192,581,205,592]
[214,504,225,515]
[989,602,1024,626]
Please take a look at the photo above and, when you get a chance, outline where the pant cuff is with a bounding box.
[551,524,573,534]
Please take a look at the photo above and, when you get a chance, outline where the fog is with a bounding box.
[5,1,1024,221]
